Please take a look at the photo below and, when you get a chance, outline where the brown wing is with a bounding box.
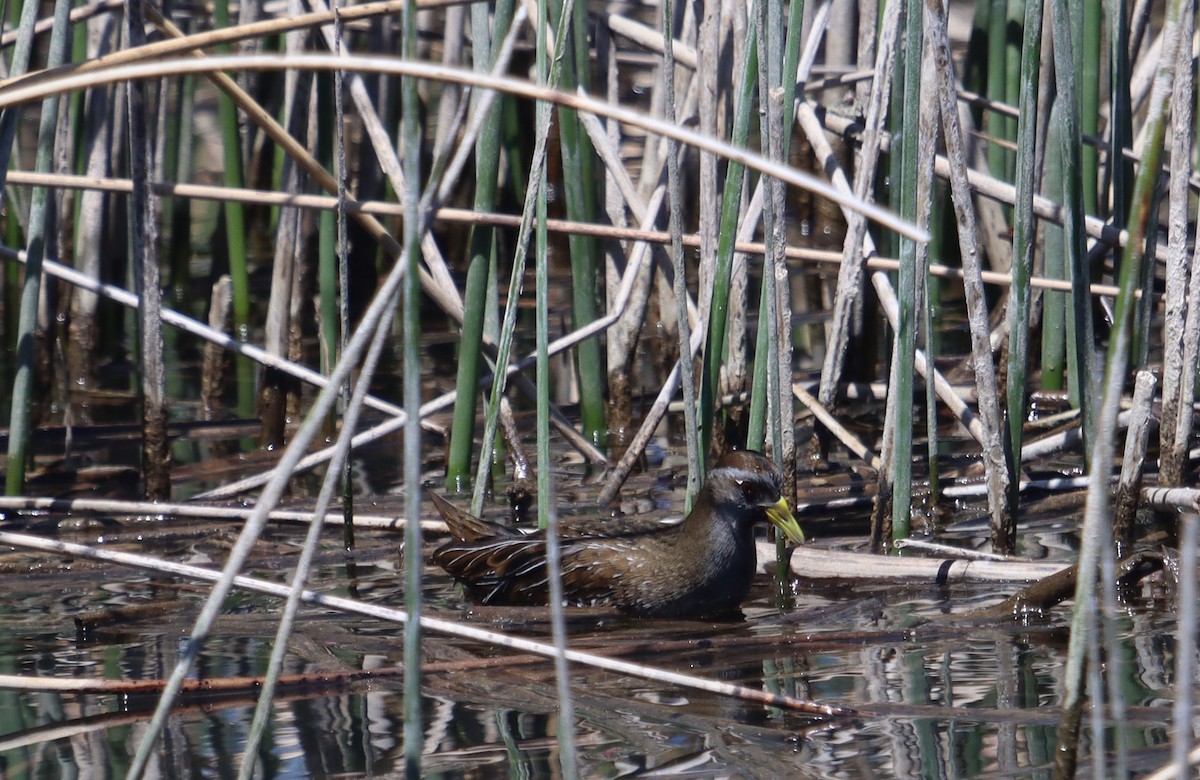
[556,512,685,539]
[433,535,627,607]
[429,489,685,542]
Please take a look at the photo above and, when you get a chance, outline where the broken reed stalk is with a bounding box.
[597,23,656,462]
[749,0,805,457]
[68,12,118,392]
[765,0,795,496]
[756,0,789,580]
[1112,371,1156,543]
[259,21,308,447]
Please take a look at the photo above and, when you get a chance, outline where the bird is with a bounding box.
[429,450,804,618]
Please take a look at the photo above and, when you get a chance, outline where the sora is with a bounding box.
[430,450,804,618]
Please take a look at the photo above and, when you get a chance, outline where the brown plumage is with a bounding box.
[430,450,804,617]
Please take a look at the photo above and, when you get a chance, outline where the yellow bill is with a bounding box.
[765,497,805,545]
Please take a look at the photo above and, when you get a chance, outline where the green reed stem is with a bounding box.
[470,0,574,516]
[536,2,578,773]
[5,0,69,496]
[661,0,699,507]
[1079,0,1101,217]
[985,0,1007,181]
[1049,0,1094,451]
[1004,0,1024,178]
[317,74,339,381]
[1133,184,1163,371]
[213,0,249,335]
[964,0,990,112]
[400,0,423,774]
[445,0,514,492]
[318,209,338,361]
[67,14,87,174]
[1054,0,1184,767]
[547,0,605,447]
[212,0,254,424]
[748,0,802,453]
[748,278,770,452]
[3,217,18,344]
[1041,100,1066,392]
[168,74,197,299]
[700,32,758,467]
[889,0,923,543]
[1005,0,1044,525]
[501,95,528,203]
[0,0,36,193]
[333,16,354,551]
[1109,0,1133,227]
[763,0,795,589]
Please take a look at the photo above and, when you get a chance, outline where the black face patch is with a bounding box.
[723,468,782,508]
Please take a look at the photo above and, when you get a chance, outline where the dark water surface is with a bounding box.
[0,446,1183,778]
[0,315,1179,777]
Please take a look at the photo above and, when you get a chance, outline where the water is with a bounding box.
[0,448,1183,777]
[0,288,1181,778]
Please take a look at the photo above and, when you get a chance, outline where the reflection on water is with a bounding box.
[0,492,1183,778]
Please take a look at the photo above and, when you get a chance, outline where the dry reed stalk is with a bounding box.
[926,0,1009,548]
[914,32,940,512]
[0,528,856,718]
[818,110,1165,255]
[816,0,901,413]
[15,166,1156,301]
[200,277,232,423]
[259,7,311,447]
[125,3,170,498]
[599,22,634,449]
[696,0,719,316]
[67,14,119,396]
[791,383,879,468]
[1113,371,1157,543]
[1159,0,1197,486]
